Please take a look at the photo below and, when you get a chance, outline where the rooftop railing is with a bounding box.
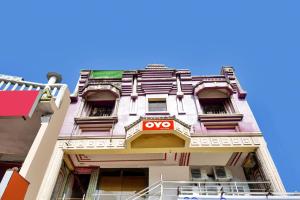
[0,76,67,108]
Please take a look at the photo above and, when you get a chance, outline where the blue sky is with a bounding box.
[1,0,299,191]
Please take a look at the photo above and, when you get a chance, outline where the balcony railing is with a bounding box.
[88,180,300,200]
[0,76,67,108]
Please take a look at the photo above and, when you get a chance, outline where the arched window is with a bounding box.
[81,84,120,118]
[75,85,120,132]
[198,89,235,114]
[84,90,118,117]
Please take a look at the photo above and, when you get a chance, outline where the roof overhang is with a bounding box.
[81,84,120,99]
[194,81,234,97]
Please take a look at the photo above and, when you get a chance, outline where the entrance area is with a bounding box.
[96,168,148,198]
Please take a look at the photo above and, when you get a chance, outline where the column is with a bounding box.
[112,98,120,116]
[47,72,62,84]
[58,168,70,198]
[85,168,100,200]
[176,74,184,98]
[36,142,64,200]
[63,174,75,199]
[256,138,286,193]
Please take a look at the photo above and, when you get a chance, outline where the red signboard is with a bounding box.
[142,120,174,131]
[0,91,42,118]
[0,170,29,200]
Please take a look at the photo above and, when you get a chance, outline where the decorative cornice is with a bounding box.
[81,83,121,98]
[58,136,262,151]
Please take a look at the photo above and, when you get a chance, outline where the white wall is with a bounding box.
[189,152,232,166]
[149,166,190,185]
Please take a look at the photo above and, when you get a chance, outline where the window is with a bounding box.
[214,166,227,178]
[148,99,167,112]
[200,99,232,114]
[89,101,115,117]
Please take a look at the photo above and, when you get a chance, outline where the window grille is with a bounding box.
[90,105,114,117]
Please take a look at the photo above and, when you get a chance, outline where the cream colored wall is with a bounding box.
[256,137,286,193]
[36,143,64,200]
[227,166,247,181]
[149,166,190,185]
[19,88,70,200]
[189,152,232,166]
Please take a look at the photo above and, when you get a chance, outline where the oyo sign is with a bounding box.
[142,120,174,131]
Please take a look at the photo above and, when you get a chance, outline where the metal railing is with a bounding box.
[88,180,300,200]
[57,193,85,200]
[0,76,67,108]
[163,181,300,200]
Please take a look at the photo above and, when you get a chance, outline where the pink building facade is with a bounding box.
[40,65,298,200]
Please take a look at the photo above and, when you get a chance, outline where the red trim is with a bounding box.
[229,153,238,166]
[186,153,191,166]
[179,153,182,166]
[73,154,167,163]
[180,153,184,166]
[233,152,242,166]
[78,154,91,161]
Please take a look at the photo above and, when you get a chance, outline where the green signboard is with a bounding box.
[90,70,124,79]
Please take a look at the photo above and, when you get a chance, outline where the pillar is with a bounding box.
[47,72,62,84]
[256,138,286,193]
[36,142,64,200]
[85,168,100,200]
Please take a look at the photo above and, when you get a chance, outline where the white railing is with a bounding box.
[89,180,300,200]
[163,180,300,200]
[57,193,85,200]
[0,76,67,108]
[92,192,135,200]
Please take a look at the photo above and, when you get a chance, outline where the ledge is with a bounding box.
[194,81,233,97]
[74,116,118,131]
[145,111,170,115]
[198,113,243,123]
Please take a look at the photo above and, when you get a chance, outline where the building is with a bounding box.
[11,64,300,200]
[0,73,70,200]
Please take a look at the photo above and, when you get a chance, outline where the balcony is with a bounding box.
[195,83,243,131]
[0,75,67,108]
[89,180,300,200]
[0,75,68,166]
[75,92,120,132]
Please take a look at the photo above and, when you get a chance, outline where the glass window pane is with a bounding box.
[148,100,167,112]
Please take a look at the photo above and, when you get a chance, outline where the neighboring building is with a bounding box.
[15,64,300,200]
[0,73,70,200]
